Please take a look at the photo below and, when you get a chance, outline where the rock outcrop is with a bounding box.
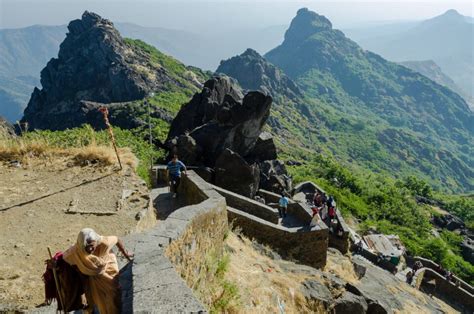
[21,11,202,131]
[215,149,260,197]
[167,76,291,196]
[259,160,292,193]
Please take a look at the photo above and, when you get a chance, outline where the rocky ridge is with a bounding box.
[21,11,204,131]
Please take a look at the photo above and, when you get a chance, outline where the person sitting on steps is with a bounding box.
[167,154,187,198]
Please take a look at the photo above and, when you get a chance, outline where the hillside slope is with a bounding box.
[264,8,473,192]
[400,60,474,109]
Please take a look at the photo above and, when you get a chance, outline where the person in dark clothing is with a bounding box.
[406,270,414,285]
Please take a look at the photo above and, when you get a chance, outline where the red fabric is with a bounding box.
[311,207,319,217]
[42,251,63,304]
[328,206,336,218]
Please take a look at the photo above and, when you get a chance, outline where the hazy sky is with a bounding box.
[0,0,472,31]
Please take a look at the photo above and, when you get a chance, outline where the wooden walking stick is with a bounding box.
[47,247,66,313]
[98,107,123,170]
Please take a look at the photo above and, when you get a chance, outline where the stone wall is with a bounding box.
[329,210,351,254]
[292,181,351,254]
[227,206,328,268]
[415,268,474,313]
[407,256,474,294]
[121,170,228,312]
[213,185,279,224]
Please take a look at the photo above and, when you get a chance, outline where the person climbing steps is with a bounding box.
[166,154,187,198]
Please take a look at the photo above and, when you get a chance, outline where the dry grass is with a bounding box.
[224,231,326,313]
[0,136,137,168]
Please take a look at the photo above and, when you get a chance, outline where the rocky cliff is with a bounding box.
[21,11,205,131]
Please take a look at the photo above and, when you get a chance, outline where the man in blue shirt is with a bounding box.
[167,155,187,196]
[278,193,289,218]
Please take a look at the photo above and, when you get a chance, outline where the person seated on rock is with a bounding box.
[62,228,134,314]
[278,193,289,219]
[167,154,187,197]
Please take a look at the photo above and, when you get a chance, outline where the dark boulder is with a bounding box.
[461,238,474,264]
[300,279,333,309]
[214,149,260,198]
[167,76,272,166]
[333,292,368,314]
[168,76,244,138]
[260,160,292,193]
[248,132,277,161]
[433,214,465,231]
[170,134,202,165]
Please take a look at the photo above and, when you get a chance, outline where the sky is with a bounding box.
[0,0,472,31]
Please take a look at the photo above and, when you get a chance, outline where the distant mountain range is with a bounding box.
[345,9,474,103]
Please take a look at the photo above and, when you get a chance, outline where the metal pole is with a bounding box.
[148,93,155,172]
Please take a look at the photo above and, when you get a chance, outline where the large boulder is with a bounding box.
[167,76,272,166]
[167,76,244,138]
[300,279,333,310]
[461,238,474,264]
[214,149,260,198]
[333,292,368,314]
[248,132,277,161]
[260,160,292,193]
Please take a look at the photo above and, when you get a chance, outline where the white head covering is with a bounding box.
[77,228,102,250]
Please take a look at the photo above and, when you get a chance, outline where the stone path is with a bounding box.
[151,185,187,220]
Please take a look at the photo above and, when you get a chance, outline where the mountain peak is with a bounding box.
[443,9,462,17]
[284,8,332,43]
[216,49,302,99]
[67,11,113,35]
[242,48,261,58]
[423,8,468,26]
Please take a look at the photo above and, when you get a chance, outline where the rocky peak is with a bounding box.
[21,11,203,131]
[284,8,332,43]
[216,49,302,100]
